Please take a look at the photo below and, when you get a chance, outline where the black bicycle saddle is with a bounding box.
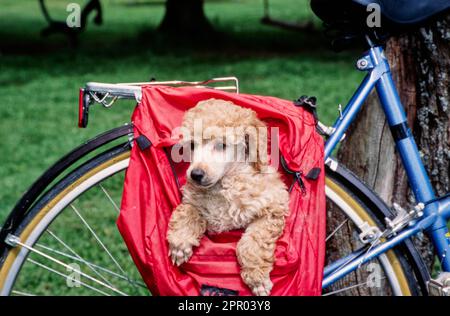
[310,0,450,51]
[352,0,450,25]
[311,0,450,26]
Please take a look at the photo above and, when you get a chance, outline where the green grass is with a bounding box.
[0,0,363,218]
[0,0,364,295]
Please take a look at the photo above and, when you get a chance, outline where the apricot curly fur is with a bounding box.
[167,99,290,296]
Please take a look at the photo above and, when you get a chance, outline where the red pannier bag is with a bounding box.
[117,86,326,296]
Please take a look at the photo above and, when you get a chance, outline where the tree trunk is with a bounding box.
[158,0,214,37]
[327,13,450,295]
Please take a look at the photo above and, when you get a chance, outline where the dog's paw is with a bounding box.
[168,243,193,266]
[250,277,273,296]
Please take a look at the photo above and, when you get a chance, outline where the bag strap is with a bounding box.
[293,95,328,136]
[280,155,321,195]
[294,95,318,122]
[280,156,306,194]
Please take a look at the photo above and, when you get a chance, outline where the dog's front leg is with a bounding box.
[167,203,207,266]
[237,214,285,296]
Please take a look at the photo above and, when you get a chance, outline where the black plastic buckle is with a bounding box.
[294,95,318,122]
[135,135,152,151]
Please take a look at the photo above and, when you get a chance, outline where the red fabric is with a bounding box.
[117,86,326,296]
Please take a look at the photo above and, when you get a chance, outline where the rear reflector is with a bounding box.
[78,88,88,128]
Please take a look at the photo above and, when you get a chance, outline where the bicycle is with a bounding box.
[1,1,449,296]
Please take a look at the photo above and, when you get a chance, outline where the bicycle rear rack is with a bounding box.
[78,77,239,128]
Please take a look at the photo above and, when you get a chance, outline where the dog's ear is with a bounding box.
[244,116,268,172]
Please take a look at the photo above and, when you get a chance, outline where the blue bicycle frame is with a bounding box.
[322,44,450,288]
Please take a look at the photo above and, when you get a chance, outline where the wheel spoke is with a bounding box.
[11,290,35,296]
[70,204,128,277]
[45,230,114,287]
[34,241,147,288]
[322,277,386,296]
[326,218,349,242]
[100,184,121,213]
[13,239,127,296]
[27,258,111,296]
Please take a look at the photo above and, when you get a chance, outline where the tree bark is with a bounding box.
[327,13,450,295]
[158,0,214,37]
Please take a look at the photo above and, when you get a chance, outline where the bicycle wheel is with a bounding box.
[322,167,428,296]
[0,136,428,296]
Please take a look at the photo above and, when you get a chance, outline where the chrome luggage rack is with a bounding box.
[78,77,239,128]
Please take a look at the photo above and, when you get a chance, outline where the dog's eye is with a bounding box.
[214,142,226,151]
[190,141,195,151]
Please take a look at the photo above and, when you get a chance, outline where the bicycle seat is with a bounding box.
[352,0,450,25]
[310,0,450,51]
[311,0,450,27]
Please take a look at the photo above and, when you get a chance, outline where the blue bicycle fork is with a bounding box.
[322,45,450,288]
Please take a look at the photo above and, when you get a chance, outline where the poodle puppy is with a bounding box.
[167,99,290,296]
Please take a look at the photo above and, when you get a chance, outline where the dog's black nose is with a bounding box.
[190,169,205,183]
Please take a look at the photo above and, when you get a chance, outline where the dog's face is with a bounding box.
[178,99,268,188]
[185,135,246,188]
